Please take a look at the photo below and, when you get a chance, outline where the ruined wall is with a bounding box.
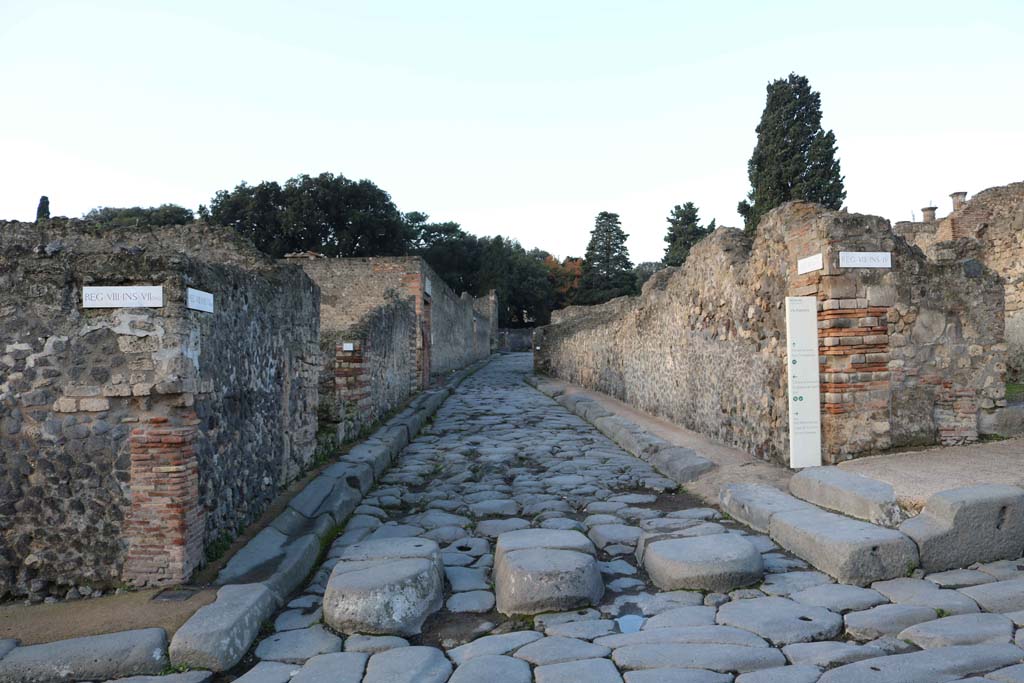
[0,220,319,600]
[895,182,1024,380]
[536,202,1006,465]
[422,260,492,377]
[498,328,534,352]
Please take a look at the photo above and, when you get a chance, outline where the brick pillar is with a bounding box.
[122,414,203,586]
[336,341,371,436]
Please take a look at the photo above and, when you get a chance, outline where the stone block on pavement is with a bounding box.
[789,467,904,527]
[899,485,1024,572]
[170,583,278,671]
[323,557,444,635]
[0,628,168,683]
[642,534,763,592]
[719,483,817,534]
[495,547,604,615]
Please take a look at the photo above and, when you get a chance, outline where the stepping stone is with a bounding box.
[899,485,1024,573]
[512,635,611,665]
[254,626,342,664]
[716,597,843,646]
[734,666,823,683]
[362,646,452,683]
[768,506,919,586]
[789,467,904,527]
[871,577,979,615]
[171,583,279,671]
[290,652,368,683]
[719,483,816,533]
[781,641,885,668]
[446,590,495,613]
[961,578,1024,612]
[789,583,887,613]
[595,625,770,649]
[495,548,604,615]
[449,655,531,683]
[843,604,939,640]
[642,534,763,592]
[323,539,445,636]
[0,629,168,683]
[624,671,732,683]
[816,643,1024,682]
[447,631,544,664]
[612,643,786,674]
[897,613,1014,648]
[535,657,624,683]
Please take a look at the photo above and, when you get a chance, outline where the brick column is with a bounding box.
[122,415,204,586]
[336,341,371,435]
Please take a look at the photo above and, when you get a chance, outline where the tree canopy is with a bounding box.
[83,204,195,227]
[576,211,635,305]
[663,202,714,266]
[738,73,846,233]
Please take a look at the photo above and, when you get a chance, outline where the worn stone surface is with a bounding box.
[231,661,299,683]
[624,670,732,683]
[782,641,885,668]
[643,534,763,592]
[0,628,168,682]
[362,646,453,683]
[289,652,368,683]
[612,643,787,673]
[817,643,1024,682]
[789,467,904,527]
[253,625,342,664]
[961,578,1024,613]
[719,484,816,534]
[788,583,888,613]
[495,547,604,615]
[448,654,531,683]
[170,583,278,671]
[897,613,1014,648]
[843,604,940,640]
[716,597,843,646]
[322,557,443,635]
[734,666,824,683]
[535,657,625,683]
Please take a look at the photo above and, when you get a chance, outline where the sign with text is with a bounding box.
[797,253,824,275]
[186,288,214,313]
[839,251,891,269]
[82,286,163,308]
[785,296,822,468]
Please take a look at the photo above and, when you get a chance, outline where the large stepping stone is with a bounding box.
[494,529,603,615]
[789,467,904,527]
[0,629,168,682]
[768,506,919,585]
[897,613,1014,649]
[323,538,444,636]
[719,483,816,533]
[715,597,843,646]
[170,583,278,671]
[642,534,763,592]
[817,643,1024,682]
[899,485,1024,572]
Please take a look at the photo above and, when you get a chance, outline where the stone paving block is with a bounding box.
[624,670,732,683]
[343,635,409,654]
[871,577,979,615]
[899,485,1024,572]
[781,641,886,668]
[494,528,595,565]
[789,583,888,613]
[446,590,495,613]
[925,568,997,589]
[254,625,342,664]
[716,596,842,646]
[641,606,717,629]
[768,506,919,585]
[495,547,604,615]
[446,630,543,664]
[642,534,763,592]
[323,557,444,635]
[595,625,770,649]
[545,619,617,640]
[0,628,168,682]
[274,606,322,632]
[816,643,1024,682]
[760,571,832,597]
[989,663,1024,682]
[647,447,716,484]
[101,673,212,683]
[961,578,1024,613]
[719,483,817,534]
[231,661,299,683]
[0,639,16,659]
[897,612,1014,648]
[512,635,611,665]
[734,666,823,683]
[290,652,368,683]
[612,643,787,673]
[535,657,624,683]
[789,466,904,527]
[362,646,452,683]
[448,654,532,683]
[843,604,940,640]
[171,583,278,671]
[589,524,643,549]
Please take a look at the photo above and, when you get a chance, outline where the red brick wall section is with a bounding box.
[122,414,204,587]
[336,342,372,426]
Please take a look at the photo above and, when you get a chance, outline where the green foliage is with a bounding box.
[576,211,636,305]
[1007,383,1024,403]
[83,204,195,227]
[634,261,666,290]
[208,172,411,258]
[738,73,846,233]
[663,202,714,266]
[35,196,50,221]
[204,532,233,564]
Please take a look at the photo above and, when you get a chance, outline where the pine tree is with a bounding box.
[35,196,50,221]
[663,202,715,266]
[738,73,845,233]
[576,211,635,305]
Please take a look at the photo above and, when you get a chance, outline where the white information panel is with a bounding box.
[186,288,214,313]
[83,286,163,308]
[797,253,824,275]
[839,251,891,268]
[785,296,822,468]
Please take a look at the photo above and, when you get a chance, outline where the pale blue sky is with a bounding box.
[2,1,1022,263]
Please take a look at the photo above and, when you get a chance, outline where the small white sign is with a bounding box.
[186,288,214,313]
[797,253,824,275]
[342,342,355,352]
[83,286,163,308]
[839,251,892,269]
[785,296,822,468]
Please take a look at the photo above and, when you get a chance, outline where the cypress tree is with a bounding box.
[577,211,635,305]
[663,202,715,266]
[36,196,50,221]
[738,73,845,233]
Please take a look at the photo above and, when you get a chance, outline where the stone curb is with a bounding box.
[524,373,716,487]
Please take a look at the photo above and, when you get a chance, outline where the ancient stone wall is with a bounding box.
[0,220,319,600]
[535,202,1006,465]
[422,260,493,377]
[895,182,1024,381]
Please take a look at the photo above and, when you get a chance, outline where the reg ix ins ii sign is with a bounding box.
[785,296,822,468]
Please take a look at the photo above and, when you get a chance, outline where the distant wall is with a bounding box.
[422,260,493,376]
[536,202,1006,465]
[0,221,319,600]
[498,328,534,352]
